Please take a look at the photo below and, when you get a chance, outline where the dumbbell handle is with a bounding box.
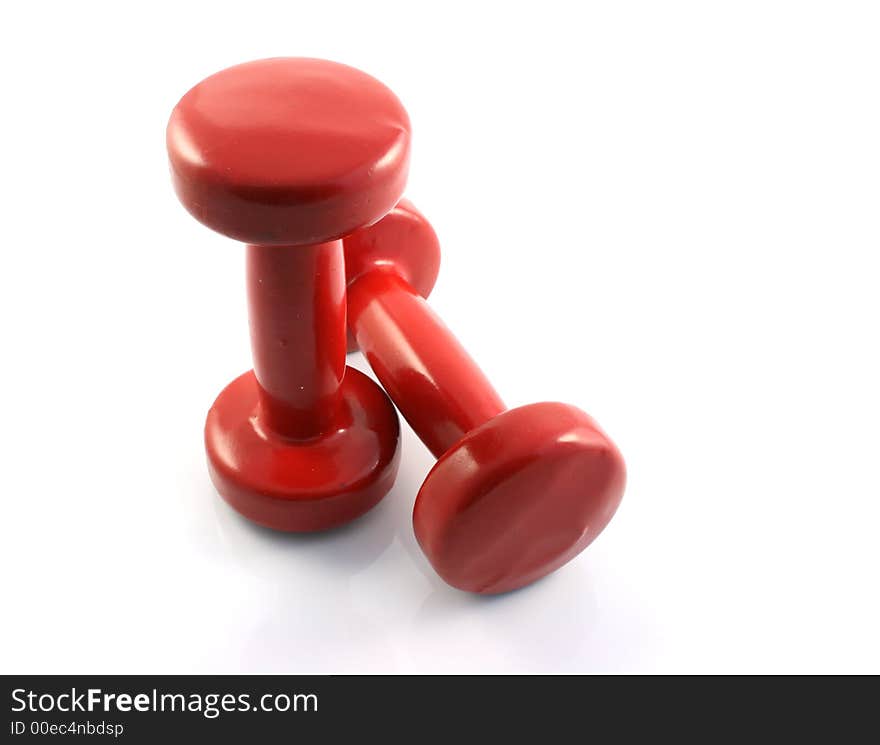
[347,269,506,458]
[247,241,345,439]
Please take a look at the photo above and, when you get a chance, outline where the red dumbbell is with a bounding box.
[166,57,419,531]
[344,209,627,593]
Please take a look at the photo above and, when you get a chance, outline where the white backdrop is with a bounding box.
[1,1,878,673]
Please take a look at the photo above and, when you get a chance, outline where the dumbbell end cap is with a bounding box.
[205,368,401,531]
[413,402,626,594]
[167,57,410,246]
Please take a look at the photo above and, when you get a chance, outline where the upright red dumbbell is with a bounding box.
[166,58,415,531]
[344,209,627,593]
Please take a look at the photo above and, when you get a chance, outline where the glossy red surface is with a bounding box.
[168,58,409,531]
[348,270,505,458]
[167,58,410,246]
[248,241,346,439]
[343,199,441,352]
[347,260,627,593]
[413,404,625,594]
[206,368,400,532]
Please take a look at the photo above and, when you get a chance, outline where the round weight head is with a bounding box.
[413,403,626,594]
[206,367,401,532]
[343,199,441,352]
[167,58,410,245]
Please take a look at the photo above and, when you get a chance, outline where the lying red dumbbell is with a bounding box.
[344,206,627,593]
[166,57,421,531]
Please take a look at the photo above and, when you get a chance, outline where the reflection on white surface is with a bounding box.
[175,417,651,673]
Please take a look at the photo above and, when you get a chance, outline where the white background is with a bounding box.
[2,1,878,674]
